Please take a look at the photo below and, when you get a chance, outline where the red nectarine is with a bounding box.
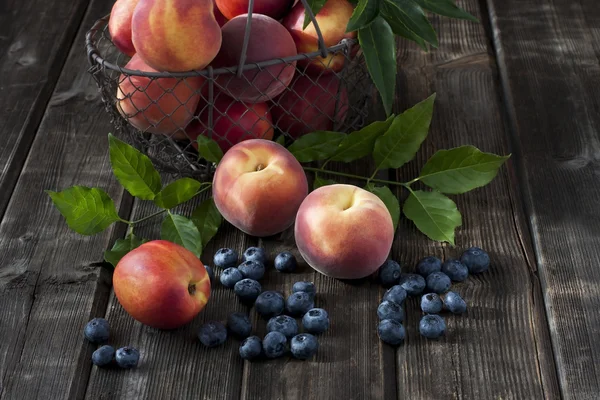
[215,0,294,20]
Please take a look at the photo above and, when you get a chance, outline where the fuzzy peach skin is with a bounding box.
[113,240,211,330]
[131,0,222,72]
[109,0,140,57]
[212,139,308,237]
[283,0,356,74]
[215,0,294,20]
[295,184,394,280]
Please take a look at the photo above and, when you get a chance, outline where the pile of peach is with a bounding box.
[108,0,357,152]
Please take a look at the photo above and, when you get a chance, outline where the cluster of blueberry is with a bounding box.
[84,318,140,368]
[376,247,490,344]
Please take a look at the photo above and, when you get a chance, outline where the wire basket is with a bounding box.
[85,0,373,180]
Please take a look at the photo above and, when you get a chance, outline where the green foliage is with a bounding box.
[161,213,202,257]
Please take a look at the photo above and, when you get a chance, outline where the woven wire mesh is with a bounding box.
[85,12,372,180]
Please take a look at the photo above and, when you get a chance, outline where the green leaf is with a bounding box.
[288,131,346,163]
[275,135,286,146]
[413,0,479,22]
[381,0,438,47]
[313,175,336,190]
[403,190,461,244]
[330,115,395,162]
[303,0,327,29]
[46,186,122,235]
[347,0,380,31]
[104,234,148,267]
[366,184,400,230]
[154,178,203,209]
[196,136,223,164]
[161,213,202,257]
[358,17,397,117]
[383,13,428,50]
[372,93,436,171]
[108,133,161,200]
[191,198,222,251]
[418,146,510,194]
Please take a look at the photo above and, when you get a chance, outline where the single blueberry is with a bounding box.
[213,248,238,270]
[302,308,329,334]
[267,315,299,339]
[227,312,253,338]
[378,260,402,287]
[115,346,140,368]
[204,265,215,284]
[426,272,452,294]
[460,247,490,274]
[420,293,443,314]
[255,291,285,318]
[444,291,467,314]
[84,318,110,344]
[377,319,406,346]
[243,247,267,265]
[238,260,265,281]
[441,259,469,282]
[292,281,316,300]
[416,256,442,277]
[239,336,262,360]
[419,315,446,339]
[198,322,228,348]
[382,285,407,305]
[234,278,262,303]
[399,274,426,296]
[290,333,319,360]
[263,331,287,358]
[92,345,115,367]
[286,291,314,316]
[377,300,404,322]
[274,252,297,273]
[220,267,243,288]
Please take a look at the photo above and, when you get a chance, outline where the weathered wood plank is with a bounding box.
[487,0,600,397]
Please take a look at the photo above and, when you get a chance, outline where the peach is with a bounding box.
[116,54,202,137]
[295,184,394,280]
[271,73,348,138]
[215,0,294,20]
[212,139,308,237]
[187,95,274,152]
[213,14,297,103]
[283,0,356,74]
[113,240,211,329]
[131,0,222,72]
[109,0,140,57]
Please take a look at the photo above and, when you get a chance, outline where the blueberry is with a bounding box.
[238,260,265,281]
[382,285,407,305]
[377,300,404,322]
[92,345,115,367]
[416,256,442,277]
[198,322,228,347]
[441,259,469,282]
[420,293,443,314]
[419,315,446,339]
[286,291,314,316]
[255,291,285,318]
[205,265,215,284]
[227,312,253,338]
[302,308,329,334]
[443,291,467,314]
[377,319,406,346]
[220,267,243,288]
[262,331,287,358]
[378,260,402,287]
[84,318,110,343]
[115,346,140,368]
[426,272,451,294]
[460,247,490,274]
[239,336,262,360]
[399,274,426,296]
[234,278,262,302]
[243,247,267,264]
[274,252,297,273]
[290,333,319,360]
[292,281,316,299]
[214,248,238,270]
[267,315,299,339]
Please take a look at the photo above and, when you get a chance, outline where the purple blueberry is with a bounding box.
[238,260,265,281]
[399,273,426,296]
[234,278,262,302]
[302,308,329,334]
[426,272,451,294]
[198,322,228,347]
[255,291,285,318]
[377,300,404,322]
[263,331,287,358]
[84,318,110,344]
[441,259,469,282]
[420,293,443,314]
[204,265,215,284]
[267,315,299,339]
[286,291,314,316]
[419,315,446,339]
[274,252,297,273]
[220,267,243,288]
[443,291,467,314]
[213,248,238,270]
[227,312,252,338]
[377,319,405,346]
[115,346,140,368]
[461,247,490,273]
[239,336,262,360]
[292,281,316,300]
[416,256,442,277]
[290,333,319,360]
[92,345,115,367]
[378,260,402,287]
[243,247,267,264]
[382,285,407,305]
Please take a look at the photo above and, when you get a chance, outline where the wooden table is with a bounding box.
[1,0,599,399]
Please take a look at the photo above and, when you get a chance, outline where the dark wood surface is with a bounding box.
[0,0,599,399]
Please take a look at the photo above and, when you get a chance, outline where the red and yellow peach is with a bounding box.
[215,0,294,20]
[109,0,140,57]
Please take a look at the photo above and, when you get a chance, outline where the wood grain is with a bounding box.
[487,0,600,397]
